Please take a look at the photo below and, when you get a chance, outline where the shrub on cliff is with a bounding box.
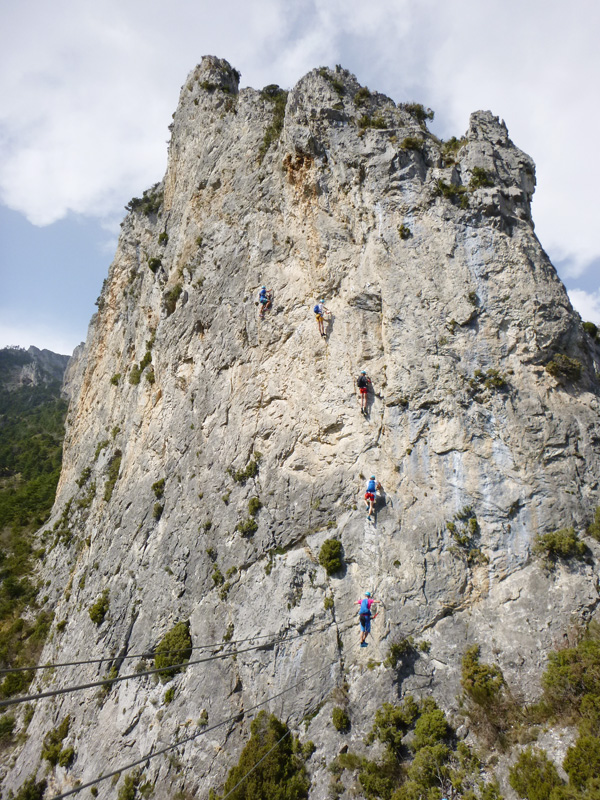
[88,590,109,626]
[332,707,350,733]
[533,528,587,562]
[211,711,309,799]
[509,747,562,800]
[545,354,582,382]
[318,539,343,575]
[154,620,192,682]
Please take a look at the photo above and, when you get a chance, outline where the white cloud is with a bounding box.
[568,288,600,326]
[1,0,600,281]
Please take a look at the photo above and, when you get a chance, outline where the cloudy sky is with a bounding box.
[1,0,599,355]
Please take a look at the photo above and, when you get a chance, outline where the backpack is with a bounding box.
[357,375,367,388]
[313,304,321,314]
[359,598,370,615]
[367,479,376,493]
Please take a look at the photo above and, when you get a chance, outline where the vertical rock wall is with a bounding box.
[3,56,600,799]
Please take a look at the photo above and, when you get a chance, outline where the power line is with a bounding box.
[0,617,357,710]
[0,613,358,676]
[47,641,356,800]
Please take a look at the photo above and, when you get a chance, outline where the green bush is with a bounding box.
[117,770,141,800]
[148,258,162,274]
[213,711,309,799]
[461,645,504,707]
[0,713,15,742]
[231,457,260,483]
[470,167,494,189]
[384,638,415,669]
[401,137,423,151]
[158,232,169,245]
[153,503,163,521]
[398,224,411,240]
[509,747,562,800]
[324,596,334,611]
[212,566,224,585]
[412,705,448,750]
[248,496,262,516]
[583,321,598,339]
[88,590,110,626]
[11,777,47,800]
[533,528,587,561]
[125,184,163,216]
[403,102,434,122]
[563,734,600,789]
[367,697,419,755]
[42,715,72,766]
[236,517,258,536]
[436,178,469,208]
[332,707,350,732]
[110,373,121,385]
[165,283,183,316]
[152,478,165,499]
[164,686,176,705]
[545,354,582,382]
[154,620,192,682]
[441,136,467,161]
[542,622,600,720]
[103,450,122,501]
[353,86,371,107]
[358,114,386,129]
[318,539,343,575]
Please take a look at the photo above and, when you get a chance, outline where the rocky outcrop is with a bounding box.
[3,57,600,799]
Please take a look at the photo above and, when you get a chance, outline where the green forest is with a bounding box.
[0,348,67,710]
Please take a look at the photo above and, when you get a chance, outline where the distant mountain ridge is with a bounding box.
[0,346,70,392]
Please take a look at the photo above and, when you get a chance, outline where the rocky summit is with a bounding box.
[3,56,600,799]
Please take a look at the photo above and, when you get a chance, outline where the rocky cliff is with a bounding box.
[3,57,600,799]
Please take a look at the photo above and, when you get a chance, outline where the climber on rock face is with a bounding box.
[313,299,329,337]
[258,286,272,317]
[356,370,372,414]
[356,591,381,647]
[364,475,380,520]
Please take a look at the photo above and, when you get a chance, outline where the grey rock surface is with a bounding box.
[3,57,600,799]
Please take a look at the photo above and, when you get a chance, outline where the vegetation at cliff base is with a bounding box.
[0,348,67,698]
[210,711,310,799]
[328,695,499,799]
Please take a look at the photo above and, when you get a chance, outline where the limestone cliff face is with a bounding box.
[5,57,600,798]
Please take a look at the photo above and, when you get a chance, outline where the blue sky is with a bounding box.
[1,0,599,356]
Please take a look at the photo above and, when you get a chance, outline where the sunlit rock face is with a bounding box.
[4,56,600,799]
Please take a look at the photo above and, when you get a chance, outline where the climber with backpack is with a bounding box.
[356,591,381,647]
[313,299,329,337]
[258,286,272,318]
[363,475,382,520]
[356,370,372,414]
